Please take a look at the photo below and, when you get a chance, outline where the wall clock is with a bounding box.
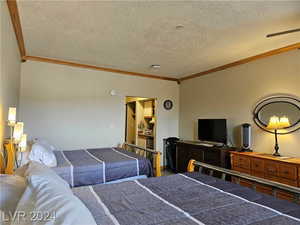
[163,100,173,110]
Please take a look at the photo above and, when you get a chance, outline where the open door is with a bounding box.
[125,102,136,145]
[125,97,156,150]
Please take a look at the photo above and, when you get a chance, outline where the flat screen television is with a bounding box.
[198,119,227,144]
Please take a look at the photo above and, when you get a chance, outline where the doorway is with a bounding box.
[125,97,157,150]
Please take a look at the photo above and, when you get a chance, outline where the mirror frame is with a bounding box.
[253,95,300,135]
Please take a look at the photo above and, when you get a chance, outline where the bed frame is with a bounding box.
[187,159,300,203]
[121,142,161,177]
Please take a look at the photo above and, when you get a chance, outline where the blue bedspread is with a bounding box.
[73,173,300,225]
[52,147,153,187]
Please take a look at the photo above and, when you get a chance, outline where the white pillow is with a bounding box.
[34,138,57,151]
[12,162,97,225]
[0,175,27,215]
[25,161,70,193]
[29,143,57,167]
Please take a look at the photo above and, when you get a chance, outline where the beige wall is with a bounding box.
[20,61,179,159]
[0,2,22,152]
[180,50,300,157]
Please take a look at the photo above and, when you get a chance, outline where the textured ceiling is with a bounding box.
[18,0,300,78]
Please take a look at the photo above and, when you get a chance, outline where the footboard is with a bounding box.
[187,159,300,203]
[122,142,161,177]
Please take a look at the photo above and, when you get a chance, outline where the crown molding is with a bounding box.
[23,56,179,82]
[7,0,26,60]
[180,42,300,81]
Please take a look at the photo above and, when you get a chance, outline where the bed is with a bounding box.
[2,140,161,187]
[73,173,300,225]
[52,146,153,187]
[2,160,300,225]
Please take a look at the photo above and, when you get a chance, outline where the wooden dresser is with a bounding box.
[231,151,300,202]
[176,141,233,173]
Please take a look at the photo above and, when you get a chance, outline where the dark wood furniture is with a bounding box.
[188,160,300,204]
[231,152,300,202]
[176,140,234,173]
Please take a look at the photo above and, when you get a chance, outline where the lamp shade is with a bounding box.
[13,122,24,142]
[8,107,16,124]
[279,116,291,128]
[267,116,280,130]
[150,117,156,124]
[19,134,27,152]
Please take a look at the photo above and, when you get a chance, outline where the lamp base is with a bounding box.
[273,151,281,157]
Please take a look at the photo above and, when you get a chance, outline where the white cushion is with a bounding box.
[12,162,96,225]
[25,161,70,193]
[34,138,58,151]
[29,143,57,167]
[0,175,27,215]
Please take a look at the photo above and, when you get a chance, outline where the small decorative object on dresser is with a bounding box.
[241,123,252,151]
[231,151,300,202]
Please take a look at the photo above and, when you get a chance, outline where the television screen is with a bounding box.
[198,119,227,144]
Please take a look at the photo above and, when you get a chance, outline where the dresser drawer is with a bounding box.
[235,155,251,170]
[255,184,273,195]
[232,155,239,167]
[265,174,280,183]
[232,177,253,188]
[265,161,278,176]
[278,178,298,187]
[239,179,253,188]
[234,167,250,174]
[251,171,264,179]
[251,158,264,173]
[276,190,295,202]
[278,163,297,180]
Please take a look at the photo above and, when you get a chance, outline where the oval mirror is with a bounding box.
[253,95,300,134]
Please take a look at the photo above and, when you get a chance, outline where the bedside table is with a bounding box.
[2,140,16,174]
[0,152,5,174]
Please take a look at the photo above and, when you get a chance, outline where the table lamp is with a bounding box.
[8,107,17,146]
[8,107,16,126]
[13,122,24,143]
[267,116,290,156]
[19,134,27,152]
